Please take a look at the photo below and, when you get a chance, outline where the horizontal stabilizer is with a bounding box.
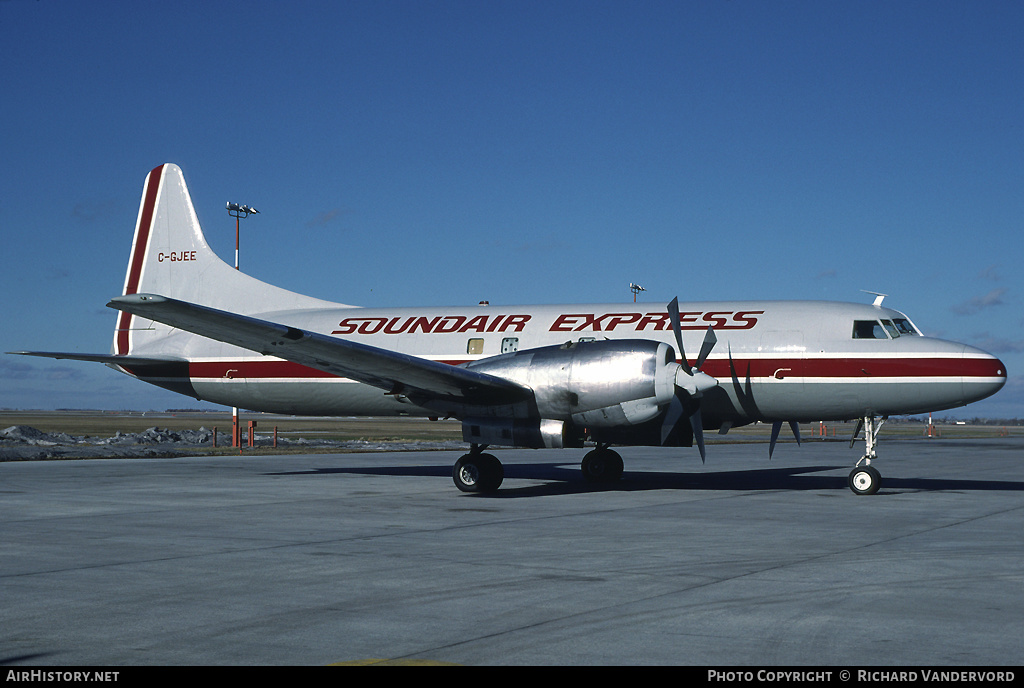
[8,351,187,366]
[107,294,533,405]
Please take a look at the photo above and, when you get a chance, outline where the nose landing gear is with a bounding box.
[848,415,886,495]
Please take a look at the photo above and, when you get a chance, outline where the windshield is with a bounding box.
[880,320,901,338]
[892,318,919,335]
[853,317,922,339]
[853,320,887,339]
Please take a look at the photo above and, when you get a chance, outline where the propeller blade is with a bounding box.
[667,297,690,373]
[661,394,685,446]
[690,409,706,463]
[769,421,782,459]
[769,421,803,459]
[694,326,717,370]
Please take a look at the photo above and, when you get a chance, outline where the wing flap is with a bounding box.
[106,294,532,405]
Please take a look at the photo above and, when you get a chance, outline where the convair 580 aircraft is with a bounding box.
[15,164,1006,495]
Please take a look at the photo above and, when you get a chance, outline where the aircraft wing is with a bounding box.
[106,294,533,405]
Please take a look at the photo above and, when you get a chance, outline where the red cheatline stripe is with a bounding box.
[117,164,164,355]
[189,361,337,379]
[177,357,1004,381]
[700,357,1004,379]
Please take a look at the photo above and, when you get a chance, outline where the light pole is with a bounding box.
[226,202,259,270]
[630,283,646,303]
[226,202,259,448]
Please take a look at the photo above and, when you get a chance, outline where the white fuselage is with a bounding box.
[132,298,1005,426]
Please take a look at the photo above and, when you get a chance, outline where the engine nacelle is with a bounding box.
[462,417,575,449]
[464,339,679,432]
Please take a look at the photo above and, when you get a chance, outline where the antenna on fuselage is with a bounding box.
[861,290,888,307]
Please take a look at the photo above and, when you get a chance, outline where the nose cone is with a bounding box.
[962,344,1007,405]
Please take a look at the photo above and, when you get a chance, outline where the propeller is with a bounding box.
[662,297,719,461]
[769,421,802,459]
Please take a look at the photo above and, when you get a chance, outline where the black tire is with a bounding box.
[848,465,881,495]
[453,453,504,493]
[581,449,624,483]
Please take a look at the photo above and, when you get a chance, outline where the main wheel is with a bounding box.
[848,464,881,495]
[581,448,624,483]
[453,453,504,493]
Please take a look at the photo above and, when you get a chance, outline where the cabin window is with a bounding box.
[501,337,519,353]
[467,338,484,355]
[852,320,888,339]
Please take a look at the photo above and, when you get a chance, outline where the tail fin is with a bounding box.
[114,163,347,356]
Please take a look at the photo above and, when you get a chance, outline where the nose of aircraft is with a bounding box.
[961,344,1007,404]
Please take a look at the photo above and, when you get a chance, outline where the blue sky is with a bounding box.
[1,0,1022,417]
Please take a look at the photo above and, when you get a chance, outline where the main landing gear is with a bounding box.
[848,415,886,495]
[452,445,504,493]
[452,443,628,493]
[581,444,624,484]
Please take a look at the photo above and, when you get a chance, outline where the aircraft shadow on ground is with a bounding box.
[0,653,56,666]
[269,462,1024,497]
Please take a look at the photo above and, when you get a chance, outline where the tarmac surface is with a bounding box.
[2,438,1022,666]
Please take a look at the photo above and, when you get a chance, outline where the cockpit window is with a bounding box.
[853,320,888,339]
[880,319,901,338]
[853,317,921,339]
[892,318,919,335]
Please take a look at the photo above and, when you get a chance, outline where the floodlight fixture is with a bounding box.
[227,202,258,219]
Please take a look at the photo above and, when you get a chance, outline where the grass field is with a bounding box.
[2,410,1019,444]
[0,411,463,443]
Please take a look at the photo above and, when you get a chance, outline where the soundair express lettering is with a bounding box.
[550,310,763,332]
[331,310,762,336]
[332,314,531,336]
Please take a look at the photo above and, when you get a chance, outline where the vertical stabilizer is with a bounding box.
[114,163,347,356]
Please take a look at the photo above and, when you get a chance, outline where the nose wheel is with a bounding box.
[848,463,881,495]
